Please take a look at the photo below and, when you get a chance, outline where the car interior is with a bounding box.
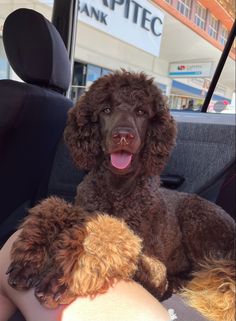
[0,6,235,321]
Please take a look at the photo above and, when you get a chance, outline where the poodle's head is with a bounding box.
[64,70,177,176]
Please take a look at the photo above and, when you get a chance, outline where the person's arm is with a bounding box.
[0,232,20,321]
[0,231,170,321]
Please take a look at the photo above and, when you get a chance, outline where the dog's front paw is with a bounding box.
[34,271,76,308]
[7,261,40,290]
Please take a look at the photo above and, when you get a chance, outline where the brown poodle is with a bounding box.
[8,71,235,319]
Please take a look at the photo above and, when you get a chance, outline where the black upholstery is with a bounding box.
[0,8,73,245]
[216,162,236,220]
[3,8,70,93]
[46,139,87,202]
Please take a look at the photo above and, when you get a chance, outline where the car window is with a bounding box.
[0,0,235,114]
[0,37,9,78]
[207,52,235,114]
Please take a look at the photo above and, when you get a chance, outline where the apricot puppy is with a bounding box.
[7,197,167,308]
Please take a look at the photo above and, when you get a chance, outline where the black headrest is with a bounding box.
[3,8,71,93]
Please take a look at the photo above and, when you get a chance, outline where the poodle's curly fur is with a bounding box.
[64,70,176,175]
[8,70,235,320]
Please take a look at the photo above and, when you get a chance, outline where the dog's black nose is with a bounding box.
[112,128,135,146]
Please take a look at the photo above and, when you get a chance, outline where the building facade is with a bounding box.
[0,0,235,111]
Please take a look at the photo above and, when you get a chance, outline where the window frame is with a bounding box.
[208,14,219,39]
[194,2,207,30]
[219,26,228,46]
[177,0,192,18]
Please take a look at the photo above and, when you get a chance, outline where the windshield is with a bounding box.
[0,0,235,113]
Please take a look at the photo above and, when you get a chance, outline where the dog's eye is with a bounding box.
[103,107,112,114]
[136,109,146,116]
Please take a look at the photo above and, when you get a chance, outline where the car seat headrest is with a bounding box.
[3,8,71,93]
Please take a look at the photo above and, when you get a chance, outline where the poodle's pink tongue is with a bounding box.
[110,152,132,170]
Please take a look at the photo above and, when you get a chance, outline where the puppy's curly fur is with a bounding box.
[181,256,236,321]
[8,71,235,319]
[8,197,167,308]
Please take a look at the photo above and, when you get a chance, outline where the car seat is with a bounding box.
[215,162,236,220]
[0,8,73,245]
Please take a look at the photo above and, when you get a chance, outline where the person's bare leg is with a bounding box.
[0,231,65,321]
[0,291,16,321]
[0,231,19,321]
[1,232,170,321]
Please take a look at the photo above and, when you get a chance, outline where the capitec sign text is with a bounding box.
[78,0,164,56]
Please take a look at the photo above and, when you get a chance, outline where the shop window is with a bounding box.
[0,37,9,79]
[87,64,112,83]
[219,26,228,46]
[208,14,218,39]
[156,82,167,95]
[194,2,206,30]
[71,61,87,102]
[177,0,192,18]
[169,94,202,111]
[101,68,112,76]
[86,64,102,84]
[73,62,87,86]
[71,62,112,102]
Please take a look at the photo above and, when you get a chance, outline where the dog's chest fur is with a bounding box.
[75,170,188,273]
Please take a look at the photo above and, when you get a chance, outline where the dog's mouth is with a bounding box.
[110,151,133,170]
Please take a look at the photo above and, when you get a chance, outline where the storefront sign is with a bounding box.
[78,0,164,56]
[169,62,213,78]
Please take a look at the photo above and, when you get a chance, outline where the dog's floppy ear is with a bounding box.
[64,95,102,170]
[141,91,177,176]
